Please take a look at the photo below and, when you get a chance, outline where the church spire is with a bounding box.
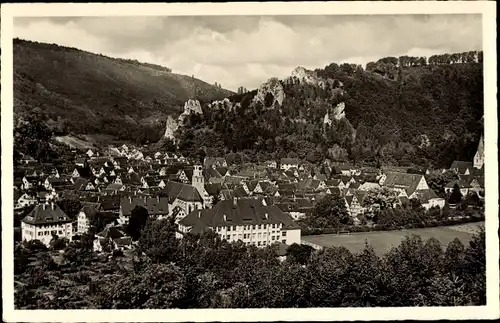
[473,134,484,169]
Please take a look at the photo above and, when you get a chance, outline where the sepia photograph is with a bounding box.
[1,1,498,322]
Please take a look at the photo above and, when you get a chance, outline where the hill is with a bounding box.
[168,51,483,169]
[13,38,234,144]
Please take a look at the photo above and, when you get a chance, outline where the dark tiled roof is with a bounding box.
[450,161,473,174]
[22,204,72,225]
[162,181,203,203]
[180,199,300,233]
[120,197,169,216]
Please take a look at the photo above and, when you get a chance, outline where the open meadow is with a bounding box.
[302,221,485,255]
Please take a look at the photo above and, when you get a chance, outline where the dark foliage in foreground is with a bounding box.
[14,217,486,309]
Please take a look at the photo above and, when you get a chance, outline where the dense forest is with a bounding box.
[14,214,486,309]
[172,51,483,169]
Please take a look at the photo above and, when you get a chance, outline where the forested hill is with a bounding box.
[174,51,483,169]
[13,38,234,143]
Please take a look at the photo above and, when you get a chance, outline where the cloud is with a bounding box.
[14,14,482,91]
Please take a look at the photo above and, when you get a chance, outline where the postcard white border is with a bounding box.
[2,1,498,322]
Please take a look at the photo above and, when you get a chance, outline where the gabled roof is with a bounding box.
[205,183,222,196]
[162,181,203,203]
[450,161,473,174]
[120,197,169,216]
[411,189,441,203]
[383,172,424,194]
[22,203,72,225]
[280,158,300,165]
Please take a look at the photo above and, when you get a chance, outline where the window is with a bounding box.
[38,232,42,236]
[282,231,286,237]
[282,239,286,243]
[253,225,256,230]
[272,236,275,241]
[272,224,275,229]
[258,241,261,246]
[58,231,63,235]
[263,241,267,246]
[258,225,261,230]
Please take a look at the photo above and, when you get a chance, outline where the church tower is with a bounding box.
[473,134,484,169]
[192,165,211,207]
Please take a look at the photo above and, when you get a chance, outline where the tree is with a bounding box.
[309,195,350,229]
[286,243,314,265]
[362,187,399,210]
[126,205,150,241]
[448,183,463,204]
[138,217,179,263]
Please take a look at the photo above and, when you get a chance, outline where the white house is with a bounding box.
[21,203,73,246]
[280,158,300,171]
[179,198,301,247]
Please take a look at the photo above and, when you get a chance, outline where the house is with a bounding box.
[75,158,87,168]
[16,193,37,209]
[44,176,68,191]
[21,203,73,246]
[345,193,365,218]
[450,161,474,176]
[381,172,429,197]
[119,196,170,225]
[411,189,446,210]
[93,225,128,252]
[444,180,471,196]
[77,205,118,234]
[280,158,300,171]
[204,157,228,169]
[266,160,278,169]
[86,149,95,158]
[73,178,95,191]
[358,182,381,191]
[338,164,352,176]
[179,198,301,247]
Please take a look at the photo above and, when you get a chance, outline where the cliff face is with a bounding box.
[164,115,179,141]
[252,77,285,108]
[163,99,203,140]
[324,102,346,126]
[290,66,332,89]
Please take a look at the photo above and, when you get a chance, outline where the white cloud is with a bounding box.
[14,15,482,92]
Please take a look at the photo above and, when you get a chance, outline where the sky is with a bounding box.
[14,15,482,92]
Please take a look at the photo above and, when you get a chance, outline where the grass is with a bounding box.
[302,222,484,255]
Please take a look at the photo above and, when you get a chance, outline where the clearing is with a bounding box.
[301,221,485,255]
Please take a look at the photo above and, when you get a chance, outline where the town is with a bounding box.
[14,133,485,256]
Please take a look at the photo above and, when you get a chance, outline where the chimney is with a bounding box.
[223,214,227,222]
[232,197,237,208]
[198,210,201,219]
[129,197,132,203]
[157,196,160,202]
[51,202,55,210]
[265,213,268,220]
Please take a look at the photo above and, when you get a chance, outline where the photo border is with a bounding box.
[1,1,498,322]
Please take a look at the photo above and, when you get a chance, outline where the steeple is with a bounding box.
[473,134,484,169]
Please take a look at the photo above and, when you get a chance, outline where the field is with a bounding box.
[302,222,485,255]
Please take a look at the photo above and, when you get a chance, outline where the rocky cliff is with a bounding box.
[163,99,203,141]
[252,77,285,108]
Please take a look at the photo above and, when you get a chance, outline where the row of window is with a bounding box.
[217,223,281,232]
[37,230,63,236]
[222,231,286,241]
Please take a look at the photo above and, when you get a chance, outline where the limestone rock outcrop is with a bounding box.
[252,77,285,108]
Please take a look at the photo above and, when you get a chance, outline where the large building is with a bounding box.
[178,198,301,247]
[118,196,169,225]
[21,203,73,246]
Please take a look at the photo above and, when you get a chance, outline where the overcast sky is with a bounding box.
[14,15,482,91]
